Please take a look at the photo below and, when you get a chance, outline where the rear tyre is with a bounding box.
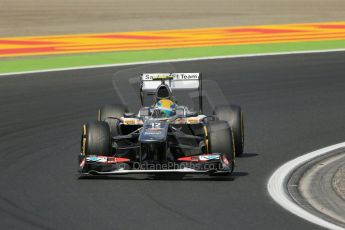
[81,121,112,156]
[214,105,244,156]
[98,104,127,137]
[206,121,235,174]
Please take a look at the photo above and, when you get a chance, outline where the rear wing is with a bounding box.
[140,73,203,113]
[141,73,200,91]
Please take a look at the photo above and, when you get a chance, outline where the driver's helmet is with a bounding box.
[154,99,176,117]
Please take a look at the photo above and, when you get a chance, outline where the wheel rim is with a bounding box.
[241,111,244,149]
[81,124,87,155]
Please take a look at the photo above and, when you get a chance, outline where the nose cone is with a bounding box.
[139,120,169,143]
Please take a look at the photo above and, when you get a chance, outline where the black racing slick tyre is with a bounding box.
[81,121,112,156]
[98,104,127,137]
[214,105,244,156]
[206,121,235,173]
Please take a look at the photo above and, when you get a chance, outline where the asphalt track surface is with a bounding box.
[1,52,345,230]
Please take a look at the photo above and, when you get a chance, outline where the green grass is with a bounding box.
[0,40,345,74]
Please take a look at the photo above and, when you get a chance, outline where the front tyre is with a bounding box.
[81,121,112,156]
[206,121,235,174]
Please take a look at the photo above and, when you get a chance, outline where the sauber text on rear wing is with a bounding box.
[140,73,203,113]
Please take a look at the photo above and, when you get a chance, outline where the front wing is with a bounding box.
[78,154,233,176]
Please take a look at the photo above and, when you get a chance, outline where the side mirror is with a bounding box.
[139,107,151,117]
[124,113,136,118]
[186,112,198,117]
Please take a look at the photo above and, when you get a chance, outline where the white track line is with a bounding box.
[1,48,345,77]
[267,142,345,230]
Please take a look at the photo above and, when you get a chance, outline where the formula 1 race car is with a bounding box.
[79,73,244,176]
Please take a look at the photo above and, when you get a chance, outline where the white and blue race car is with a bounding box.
[79,73,244,176]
